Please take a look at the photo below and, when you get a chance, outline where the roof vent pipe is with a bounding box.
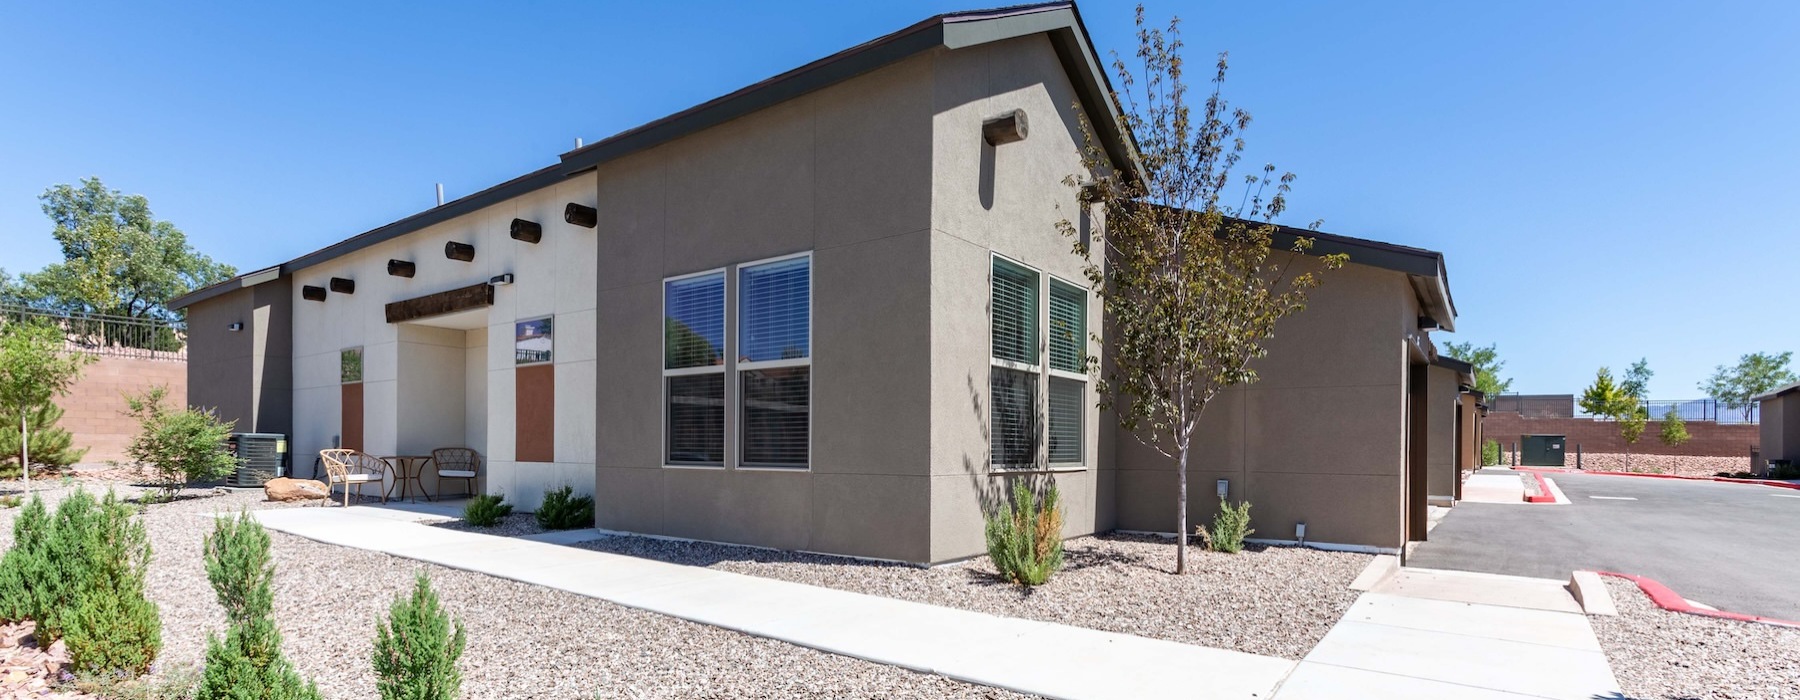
[436,183,445,207]
[575,137,584,149]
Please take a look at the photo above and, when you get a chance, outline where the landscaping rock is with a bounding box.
[263,477,328,502]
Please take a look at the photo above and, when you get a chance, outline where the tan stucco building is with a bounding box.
[172,2,1476,563]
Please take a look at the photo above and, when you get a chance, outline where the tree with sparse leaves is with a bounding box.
[1701,351,1795,422]
[1582,367,1648,468]
[1058,8,1344,574]
[1442,342,1513,399]
[1659,406,1690,448]
[0,320,93,491]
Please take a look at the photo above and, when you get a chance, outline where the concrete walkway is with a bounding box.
[1276,563,1621,699]
[250,506,1293,700]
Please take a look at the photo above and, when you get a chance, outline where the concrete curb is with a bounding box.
[1523,472,1558,503]
[1565,571,1616,616]
[1596,571,1800,629]
[1515,467,1800,491]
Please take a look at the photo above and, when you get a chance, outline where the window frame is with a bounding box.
[988,253,1043,469]
[1045,274,1089,466]
[513,315,555,366]
[735,251,813,471]
[661,266,729,469]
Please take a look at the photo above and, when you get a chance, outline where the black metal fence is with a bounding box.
[1637,398,1758,424]
[0,304,186,360]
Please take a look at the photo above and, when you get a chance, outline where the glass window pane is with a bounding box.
[990,367,1038,466]
[739,257,810,363]
[515,317,553,365]
[340,347,362,383]
[991,259,1038,365]
[1048,280,1087,374]
[665,273,726,370]
[742,367,809,467]
[667,374,725,465]
[1048,376,1083,464]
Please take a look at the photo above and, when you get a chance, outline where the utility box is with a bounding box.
[1520,434,1566,467]
[225,433,288,487]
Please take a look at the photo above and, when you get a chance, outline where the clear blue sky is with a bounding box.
[2,1,1796,398]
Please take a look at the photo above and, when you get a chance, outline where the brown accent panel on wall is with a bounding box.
[516,364,555,463]
[342,383,364,452]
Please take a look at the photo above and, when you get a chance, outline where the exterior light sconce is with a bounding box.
[1418,316,1441,331]
[1216,479,1230,501]
[564,203,597,228]
[227,322,243,332]
[329,277,356,294]
[489,273,514,286]
[982,109,1029,146]
[445,241,476,262]
[301,285,327,302]
[510,218,543,244]
[387,260,416,278]
[1295,522,1307,545]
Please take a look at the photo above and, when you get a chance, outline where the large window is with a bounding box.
[1047,278,1088,464]
[738,254,811,468]
[664,271,726,466]
[990,257,1040,467]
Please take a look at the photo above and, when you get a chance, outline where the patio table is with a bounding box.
[382,455,436,502]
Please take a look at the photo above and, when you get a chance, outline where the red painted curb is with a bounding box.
[1523,471,1556,503]
[1513,467,1800,491]
[1595,571,1800,628]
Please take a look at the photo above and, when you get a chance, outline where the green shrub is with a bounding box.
[0,401,87,477]
[983,479,1064,586]
[534,486,594,531]
[197,511,319,700]
[62,491,160,677]
[461,494,512,528]
[0,495,20,508]
[0,494,51,623]
[1481,439,1501,467]
[125,386,240,499]
[373,574,466,700]
[1770,460,1800,480]
[74,663,201,700]
[1199,499,1254,554]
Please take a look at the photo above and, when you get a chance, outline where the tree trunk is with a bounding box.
[19,412,28,494]
[1176,442,1189,574]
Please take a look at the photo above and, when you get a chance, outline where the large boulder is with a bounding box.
[264,477,329,502]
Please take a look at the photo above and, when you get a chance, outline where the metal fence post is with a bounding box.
[1576,444,1582,469]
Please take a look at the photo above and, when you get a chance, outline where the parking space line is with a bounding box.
[1589,496,1637,501]
[1772,494,1800,499]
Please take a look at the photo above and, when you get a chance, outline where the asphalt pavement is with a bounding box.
[1408,468,1800,621]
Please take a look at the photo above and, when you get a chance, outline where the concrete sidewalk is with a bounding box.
[1277,564,1621,699]
[249,506,1293,700]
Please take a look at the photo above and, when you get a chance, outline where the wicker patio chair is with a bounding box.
[319,449,391,507]
[431,448,482,500]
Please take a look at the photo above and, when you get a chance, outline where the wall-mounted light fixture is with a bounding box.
[489,273,515,286]
[329,277,356,294]
[564,203,597,229]
[445,241,475,262]
[387,260,416,278]
[982,109,1029,146]
[1418,316,1441,331]
[510,218,543,244]
[1295,522,1307,545]
[1216,479,1230,501]
[227,322,244,332]
[301,285,327,302]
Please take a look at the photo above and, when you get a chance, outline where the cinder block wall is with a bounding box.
[57,355,187,464]
[1484,413,1758,457]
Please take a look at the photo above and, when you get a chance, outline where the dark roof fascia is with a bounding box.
[170,264,282,311]
[556,3,1141,181]
[1432,355,1474,374]
[1753,381,1800,402]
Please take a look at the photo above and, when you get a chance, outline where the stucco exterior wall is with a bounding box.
[591,49,940,562]
[1762,394,1799,464]
[1110,261,1419,552]
[185,277,293,439]
[291,172,596,508]
[1426,364,1459,505]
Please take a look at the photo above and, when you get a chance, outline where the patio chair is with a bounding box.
[319,449,391,507]
[431,447,481,500]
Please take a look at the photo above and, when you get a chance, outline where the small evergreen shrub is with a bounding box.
[197,511,319,700]
[1480,439,1501,467]
[62,491,161,677]
[534,486,594,530]
[125,386,241,499]
[461,494,512,528]
[1199,499,1254,554]
[372,574,467,700]
[0,494,51,623]
[0,495,20,508]
[983,479,1064,586]
[0,401,87,476]
[1771,461,1800,480]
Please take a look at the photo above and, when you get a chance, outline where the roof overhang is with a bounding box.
[1753,381,1800,402]
[1432,355,1476,386]
[169,264,283,310]
[1266,221,1457,332]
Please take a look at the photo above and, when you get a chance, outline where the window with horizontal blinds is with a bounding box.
[665,274,725,370]
[991,367,1038,466]
[667,374,725,465]
[990,258,1038,365]
[742,368,809,467]
[739,257,810,363]
[1048,279,1086,374]
[1048,376,1083,464]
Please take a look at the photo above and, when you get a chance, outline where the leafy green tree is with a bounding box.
[1659,406,1690,447]
[1442,342,1513,398]
[12,178,234,322]
[0,320,93,491]
[124,385,240,499]
[1582,367,1649,468]
[372,574,467,700]
[1701,351,1796,421]
[1057,9,1344,574]
[198,512,320,700]
[1621,358,1653,402]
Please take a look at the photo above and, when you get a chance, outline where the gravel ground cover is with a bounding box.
[1542,453,1751,478]
[1592,578,1800,699]
[0,481,1029,699]
[577,533,1368,660]
[426,511,546,537]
